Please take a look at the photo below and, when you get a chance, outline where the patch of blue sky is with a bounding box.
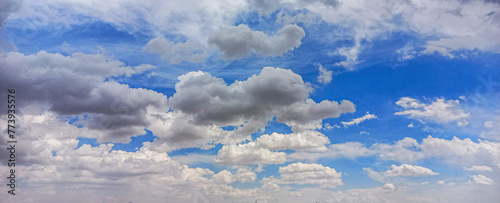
[168,143,223,157]
[75,129,157,152]
[317,157,381,190]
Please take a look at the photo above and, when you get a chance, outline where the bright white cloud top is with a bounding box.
[1,0,499,202]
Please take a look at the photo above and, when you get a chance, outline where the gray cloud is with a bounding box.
[0,51,167,141]
[0,0,21,27]
[169,67,313,133]
[208,24,305,60]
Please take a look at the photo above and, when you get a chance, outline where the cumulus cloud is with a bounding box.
[208,24,305,60]
[374,136,500,167]
[395,97,469,126]
[215,142,287,165]
[0,51,164,142]
[143,36,206,64]
[0,111,265,202]
[255,130,330,151]
[472,174,494,185]
[278,162,343,188]
[317,64,332,84]
[385,164,439,177]
[341,112,377,127]
[382,183,395,191]
[292,135,500,169]
[288,142,375,161]
[169,67,354,139]
[277,99,355,131]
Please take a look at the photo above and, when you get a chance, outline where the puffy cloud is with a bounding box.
[171,154,216,165]
[384,164,439,177]
[317,64,332,84]
[381,183,395,191]
[0,51,165,142]
[208,24,305,60]
[395,97,469,126]
[277,99,355,131]
[260,176,280,191]
[215,142,287,165]
[254,130,330,151]
[289,142,375,161]
[213,170,235,184]
[169,67,353,139]
[374,136,500,167]
[472,174,494,185]
[278,162,343,188]
[143,36,206,64]
[292,135,500,170]
[341,112,377,127]
[463,165,493,172]
[0,111,266,202]
[235,168,257,183]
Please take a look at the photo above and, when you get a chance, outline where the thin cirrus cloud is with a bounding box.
[341,111,377,127]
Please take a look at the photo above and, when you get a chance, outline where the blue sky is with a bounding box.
[1,0,500,202]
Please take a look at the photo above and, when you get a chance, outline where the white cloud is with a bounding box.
[363,167,386,183]
[171,154,216,165]
[277,98,355,131]
[317,64,332,84]
[278,162,343,188]
[374,135,500,167]
[213,170,235,184]
[396,44,417,61]
[395,97,469,126]
[235,167,257,183]
[292,135,500,169]
[208,24,305,60]
[382,183,395,191]
[215,142,287,165]
[288,142,375,161]
[485,121,495,128]
[360,131,370,135]
[341,112,377,127]
[472,174,494,185]
[463,165,493,172]
[143,36,206,64]
[385,164,439,177]
[169,67,354,138]
[323,123,341,130]
[255,130,330,151]
[437,180,456,187]
[304,0,500,67]
[408,123,414,128]
[0,51,163,142]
